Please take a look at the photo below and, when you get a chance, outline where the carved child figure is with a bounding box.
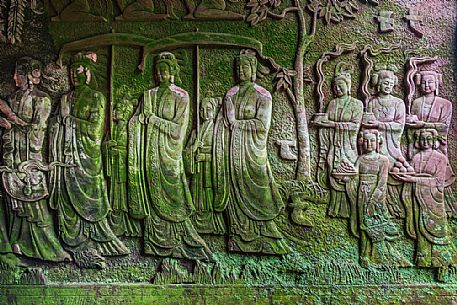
[49,52,129,268]
[189,96,226,235]
[2,57,71,262]
[106,100,141,237]
[347,129,409,268]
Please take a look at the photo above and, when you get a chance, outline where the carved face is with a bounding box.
[13,68,28,89]
[363,133,377,153]
[238,59,252,82]
[156,63,172,84]
[418,131,434,150]
[200,102,215,121]
[379,77,395,95]
[420,74,437,95]
[333,79,349,97]
[71,64,90,86]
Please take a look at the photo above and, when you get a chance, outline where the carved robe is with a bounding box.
[410,96,452,155]
[106,114,141,237]
[213,84,287,254]
[367,96,407,218]
[3,89,70,261]
[318,96,363,219]
[347,153,410,267]
[49,88,129,256]
[403,150,457,268]
[189,118,226,235]
[128,85,211,260]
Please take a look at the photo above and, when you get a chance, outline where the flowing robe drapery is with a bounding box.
[3,89,70,261]
[367,96,407,218]
[49,89,129,256]
[106,117,141,237]
[317,96,363,219]
[128,85,211,260]
[189,118,226,235]
[213,84,287,254]
[347,153,410,267]
[402,149,457,267]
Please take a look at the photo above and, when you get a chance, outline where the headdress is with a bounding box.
[71,52,97,70]
[371,64,398,88]
[334,62,353,88]
[154,52,181,84]
[15,57,43,86]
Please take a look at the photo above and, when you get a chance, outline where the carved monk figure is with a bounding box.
[396,129,457,281]
[128,52,212,261]
[49,52,129,268]
[347,129,409,268]
[213,49,288,254]
[315,63,363,221]
[366,67,410,218]
[189,96,226,234]
[105,100,141,237]
[1,57,70,262]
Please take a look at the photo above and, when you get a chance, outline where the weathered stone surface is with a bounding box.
[0,0,456,303]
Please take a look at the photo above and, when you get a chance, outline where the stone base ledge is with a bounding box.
[2,284,457,305]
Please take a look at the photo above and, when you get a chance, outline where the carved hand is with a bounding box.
[196,153,206,162]
[0,117,11,129]
[9,115,27,127]
[406,121,425,128]
[314,120,335,128]
[362,122,380,129]
[391,173,417,183]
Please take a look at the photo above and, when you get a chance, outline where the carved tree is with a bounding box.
[246,0,378,180]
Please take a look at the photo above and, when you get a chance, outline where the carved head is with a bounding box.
[70,52,97,87]
[200,97,218,121]
[237,49,257,83]
[415,128,439,151]
[371,67,398,95]
[114,100,134,122]
[359,129,382,153]
[154,52,180,85]
[14,57,43,90]
[333,62,353,97]
[415,70,442,96]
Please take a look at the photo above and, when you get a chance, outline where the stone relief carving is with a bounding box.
[105,98,141,237]
[1,0,457,295]
[214,49,288,254]
[404,8,424,38]
[128,52,212,261]
[346,129,409,268]
[49,52,129,268]
[374,10,394,33]
[314,62,363,227]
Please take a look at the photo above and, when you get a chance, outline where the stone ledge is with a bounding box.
[2,284,457,305]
